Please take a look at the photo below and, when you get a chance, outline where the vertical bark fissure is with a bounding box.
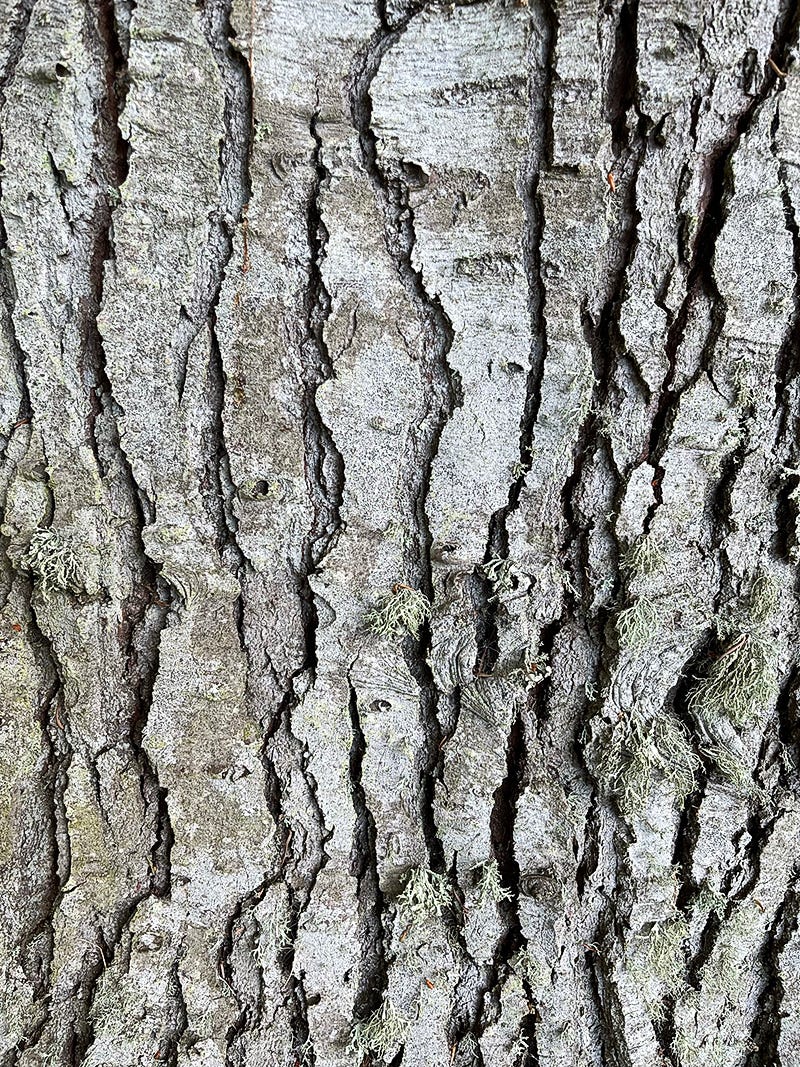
[745,877,800,1067]
[3,648,69,1067]
[348,677,388,1028]
[474,3,554,685]
[350,6,460,872]
[0,0,36,100]
[0,220,33,435]
[646,3,796,519]
[91,0,174,934]
[0,0,38,438]
[258,691,324,1062]
[772,124,800,564]
[487,2,554,544]
[297,109,346,670]
[200,0,253,568]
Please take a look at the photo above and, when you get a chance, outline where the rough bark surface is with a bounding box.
[1,0,799,1065]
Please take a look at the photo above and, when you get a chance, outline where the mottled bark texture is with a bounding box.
[1,0,800,1064]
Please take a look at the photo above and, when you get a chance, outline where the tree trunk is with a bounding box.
[1,0,799,1064]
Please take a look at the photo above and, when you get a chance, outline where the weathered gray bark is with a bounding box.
[1,0,799,1064]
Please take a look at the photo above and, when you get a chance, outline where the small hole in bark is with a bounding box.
[55,63,70,78]
[400,160,429,188]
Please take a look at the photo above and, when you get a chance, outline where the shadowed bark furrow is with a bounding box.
[350,6,459,874]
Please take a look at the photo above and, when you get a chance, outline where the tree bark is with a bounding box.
[1,0,799,1064]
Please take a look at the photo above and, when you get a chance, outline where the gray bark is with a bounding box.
[0,0,799,1065]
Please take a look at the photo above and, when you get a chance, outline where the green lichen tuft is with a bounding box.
[627,915,688,1023]
[474,859,512,905]
[690,575,779,728]
[615,596,659,649]
[21,528,84,600]
[479,555,517,599]
[365,584,432,640]
[396,866,452,928]
[596,711,699,813]
[621,533,665,576]
[689,631,777,728]
[702,743,759,795]
[348,998,408,1061]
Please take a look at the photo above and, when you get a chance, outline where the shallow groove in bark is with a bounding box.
[482,5,552,551]
[297,111,346,671]
[350,4,459,871]
[746,877,800,1067]
[0,0,35,100]
[646,0,796,499]
[348,678,388,1026]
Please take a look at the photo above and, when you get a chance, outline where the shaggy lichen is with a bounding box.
[396,866,452,927]
[689,578,779,790]
[621,533,665,576]
[21,528,84,599]
[634,915,688,1019]
[702,743,758,795]
[365,584,431,639]
[690,617,777,729]
[596,711,699,812]
[693,631,776,726]
[458,1033,480,1065]
[348,998,408,1061]
[475,859,512,905]
[509,1033,529,1067]
[480,555,516,599]
[255,898,293,962]
[615,596,658,649]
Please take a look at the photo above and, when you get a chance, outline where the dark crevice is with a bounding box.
[584,931,631,1067]
[295,109,346,679]
[348,680,388,1028]
[1,612,69,1067]
[482,8,553,572]
[745,877,800,1067]
[604,0,640,157]
[217,874,272,1057]
[776,668,800,795]
[258,694,324,1054]
[645,0,798,518]
[488,708,525,953]
[350,4,459,874]
[575,785,600,900]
